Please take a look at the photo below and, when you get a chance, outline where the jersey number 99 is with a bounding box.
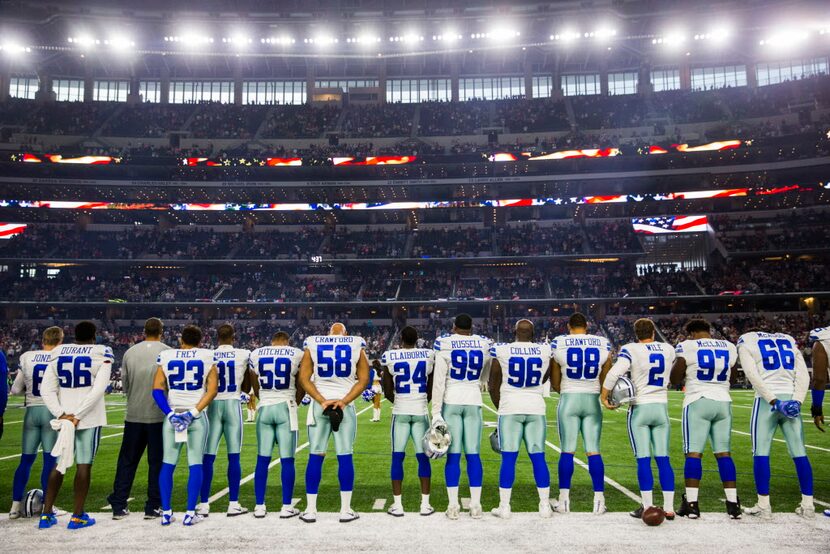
[565,348,600,380]
[450,350,484,381]
[317,344,352,378]
[57,356,92,388]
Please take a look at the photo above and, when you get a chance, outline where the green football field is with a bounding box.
[0,391,826,515]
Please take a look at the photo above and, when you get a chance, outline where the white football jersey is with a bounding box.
[381,348,434,415]
[249,345,303,406]
[433,333,492,406]
[490,342,551,415]
[304,335,366,401]
[15,350,54,406]
[41,343,113,429]
[604,342,675,404]
[552,334,612,394]
[810,327,830,356]
[675,338,737,408]
[213,345,251,401]
[737,332,807,400]
[157,348,215,411]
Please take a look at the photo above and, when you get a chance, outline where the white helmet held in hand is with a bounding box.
[423,418,451,459]
[609,375,636,407]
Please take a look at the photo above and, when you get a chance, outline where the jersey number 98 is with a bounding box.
[565,348,600,380]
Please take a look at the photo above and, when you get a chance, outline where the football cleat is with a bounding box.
[726,499,742,519]
[254,505,267,518]
[539,500,553,518]
[67,513,96,530]
[469,504,483,519]
[420,505,435,516]
[555,499,570,514]
[226,503,248,517]
[387,505,405,517]
[112,508,130,520]
[9,501,22,519]
[592,498,607,515]
[196,503,210,517]
[795,502,815,519]
[339,510,360,523]
[161,511,175,526]
[182,513,204,526]
[299,511,317,523]
[742,504,772,520]
[53,506,68,517]
[279,506,300,519]
[677,494,700,519]
[145,508,163,520]
[630,506,644,519]
[445,504,461,520]
[491,505,511,519]
[38,512,57,529]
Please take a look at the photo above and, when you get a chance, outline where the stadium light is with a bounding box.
[694,25,731,45]
[68,35,99,49]
[307,33,338,46]
[652,30,686,49]
[168,30,214,48]
[759,27,809,48]
[104,36,136,52]
[487,24,521,43]
[263,36,295,45]
[551,29,580,43]
[434,28,461,42]
[0,42,31,56]
[593,27,617,41]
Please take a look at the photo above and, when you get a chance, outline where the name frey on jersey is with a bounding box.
[509,345,542,356]
[174,349,201,359]
[386,349,432,361]
[563,337,603,347]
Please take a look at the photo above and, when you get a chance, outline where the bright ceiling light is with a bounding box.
[104,36,136,51]
[759,27,809,48]
[68,35,98,49]
[0,42,31,55]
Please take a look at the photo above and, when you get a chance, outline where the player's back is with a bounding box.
[382,347,434,415]
[213,344,251,400]
[676,337,737,407]
[491,341,550,414]
[617,342,675,404]
[434,333,491,406]
[552,333,611,393]
[158,347,215,410]
[48,342,114,427]
[250,345,303,404]
[737,331,801,395]
[305,335,365,399]
[18,349,53,406]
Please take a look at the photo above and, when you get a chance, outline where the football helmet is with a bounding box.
[609,375,635,407]
[422,418,451,459]
[489,428,501,453]
[24,489,43,518]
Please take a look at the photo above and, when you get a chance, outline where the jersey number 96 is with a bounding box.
[507,356,543,387]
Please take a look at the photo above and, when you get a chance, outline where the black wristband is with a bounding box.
[811,404,823,418]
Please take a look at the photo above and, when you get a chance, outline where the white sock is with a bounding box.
[594,492,605,503]
[470,486,482,507]
[305,493,317,513]
[421,493,430,507]
[228,501,240,509]
[757,495,771,509]
[185,510,195,517]
[641,490,654,507]
[686,487,699,502]
[801,494,813,506]
[340,491,352,513]
[663,491,674,512]
[392,494,402,509]
[256,504,266,511]
[10,501,20,512]
[499,487,512,508]
[447,486,459,506]
[725,488,738,503]
[559,489,570,502]
[281,504,293,511]
[537,487,550,502]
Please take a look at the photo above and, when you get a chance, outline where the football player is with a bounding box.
[39,321,113,530]
[152,325,218,526]
[809,327,828,432]
[738,329,814,519]
[9,326,63,519]
[198,324,251,517]
[380,326,435,517]
[431,314,492,519]
[669,319,741,519]
[249,331,305,519]
[488,320,553,519]
[550,312,612,515]
[297,322,370,523]
[601,318,676,519]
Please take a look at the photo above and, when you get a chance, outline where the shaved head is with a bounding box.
[515,319,535,341]
[329,322,347,336]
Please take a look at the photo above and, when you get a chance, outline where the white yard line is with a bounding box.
[481,404,641,504]
[206,401,380,504]
[372,498,386,510]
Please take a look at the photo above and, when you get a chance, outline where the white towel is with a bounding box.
[288,400,299,432]
[50,419,76,475]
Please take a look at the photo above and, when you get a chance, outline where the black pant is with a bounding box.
[107,420,163,514]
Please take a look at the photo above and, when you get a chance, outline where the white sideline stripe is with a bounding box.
[207,401,380,504]
[0,431,124,461]
[815,499,830,507]
[481,404,640,504]
[665,416,830,453]
[372,499,386,510]
[3,405,127,426]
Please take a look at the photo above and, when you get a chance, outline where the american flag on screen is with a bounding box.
[0,223,27,239]
[631,215,709,234]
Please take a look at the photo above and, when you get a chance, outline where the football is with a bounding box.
[642,506,666,526]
